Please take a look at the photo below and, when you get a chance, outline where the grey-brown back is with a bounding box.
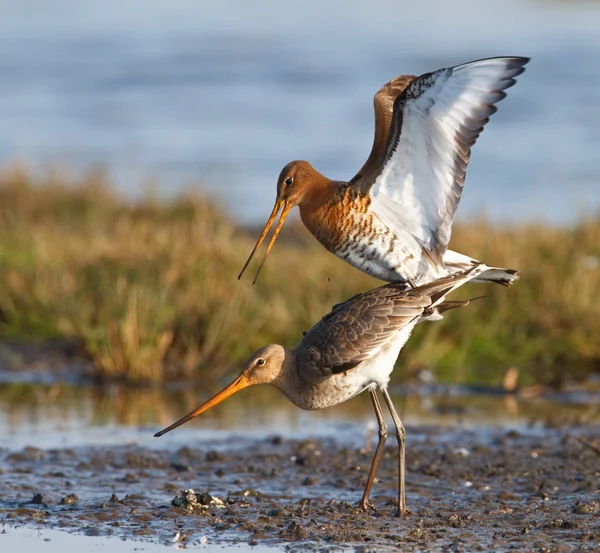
[296,271,476,377]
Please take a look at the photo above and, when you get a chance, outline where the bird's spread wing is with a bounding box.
[354,57,529,265]
[351,74,417,185]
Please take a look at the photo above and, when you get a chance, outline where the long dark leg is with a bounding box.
[359,388,388,511]
[381,387,407,516]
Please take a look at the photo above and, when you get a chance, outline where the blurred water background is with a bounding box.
[1,7,600,550]
[1,0,599,225]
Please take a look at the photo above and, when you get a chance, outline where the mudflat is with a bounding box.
[1,423,598,551]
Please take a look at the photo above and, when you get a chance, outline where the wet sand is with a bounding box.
[1,423,598,551]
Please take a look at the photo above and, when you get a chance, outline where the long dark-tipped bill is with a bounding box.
[238,199,292,284]
[154,374,251,438]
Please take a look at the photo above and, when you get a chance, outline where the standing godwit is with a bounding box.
[239,57,528,286]
[155,265,485,515]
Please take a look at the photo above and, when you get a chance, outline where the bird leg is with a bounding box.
[359,388,388,511]
[381,388,408,517]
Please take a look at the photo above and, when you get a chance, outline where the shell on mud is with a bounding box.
[171,489,225,511]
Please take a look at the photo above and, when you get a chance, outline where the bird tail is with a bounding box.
[435,294,487,317]
[416,264,488,322]
[422,299,469,322]
[443,250,519,287]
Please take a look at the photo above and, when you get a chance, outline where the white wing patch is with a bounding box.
[368,57,528,265]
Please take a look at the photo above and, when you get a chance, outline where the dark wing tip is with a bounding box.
[505,56,530,67]
[451,56,530,91]
[468,55,530,67]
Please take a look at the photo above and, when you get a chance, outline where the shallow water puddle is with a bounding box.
[1,376,599,451]
[0,525,282,552]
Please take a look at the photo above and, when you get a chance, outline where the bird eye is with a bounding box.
[285,177,293,186]
[256,358,266,366]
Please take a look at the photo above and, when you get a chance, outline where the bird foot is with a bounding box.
[394,506,410,518]
[358,499,377,512]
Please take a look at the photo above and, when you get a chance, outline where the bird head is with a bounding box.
[153,345,287,437]
[238,160,323,283]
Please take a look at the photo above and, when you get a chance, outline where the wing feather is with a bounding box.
[351,74,417,185]
[295,266,485,380]
[297,286,428,377]
[358,56,528,266]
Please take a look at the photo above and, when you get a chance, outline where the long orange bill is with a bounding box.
[238,199,292,284]
[154,374,251,437]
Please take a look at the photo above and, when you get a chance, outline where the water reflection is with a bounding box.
[1,377,598,450]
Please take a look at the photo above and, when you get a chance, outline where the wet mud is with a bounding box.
[1,424,599,551]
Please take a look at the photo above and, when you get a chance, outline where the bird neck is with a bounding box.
[270,348,313,409]
[297,168,333,207]
[299,180,365,248]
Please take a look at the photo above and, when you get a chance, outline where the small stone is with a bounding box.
[170,462,190,472]
[30,493,45,505]
[448,514,466,528]
[573,500,599,515]
[270,435,284,446]
[171,496,187,509]
[196,492,214,505]
[409,528,423,538]
[205,451,223,462]
[279,521,309,541]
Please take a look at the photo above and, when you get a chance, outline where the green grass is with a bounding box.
[1,167,599,386]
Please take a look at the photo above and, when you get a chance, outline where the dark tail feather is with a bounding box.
[437,294,488,314]
[421,264,486,306]
[414,265,488,322]
[424,294,488,321]
[436,299,471,314]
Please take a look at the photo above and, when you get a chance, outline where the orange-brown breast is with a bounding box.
[299,184,372,253]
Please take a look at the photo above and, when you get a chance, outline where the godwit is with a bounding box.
[155,265,485,515]
[239,57,528,286]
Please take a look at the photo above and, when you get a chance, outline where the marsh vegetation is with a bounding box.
[1,167,599,386]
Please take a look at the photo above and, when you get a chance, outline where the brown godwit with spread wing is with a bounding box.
[239,57,528,286]
[155,265,486,515]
